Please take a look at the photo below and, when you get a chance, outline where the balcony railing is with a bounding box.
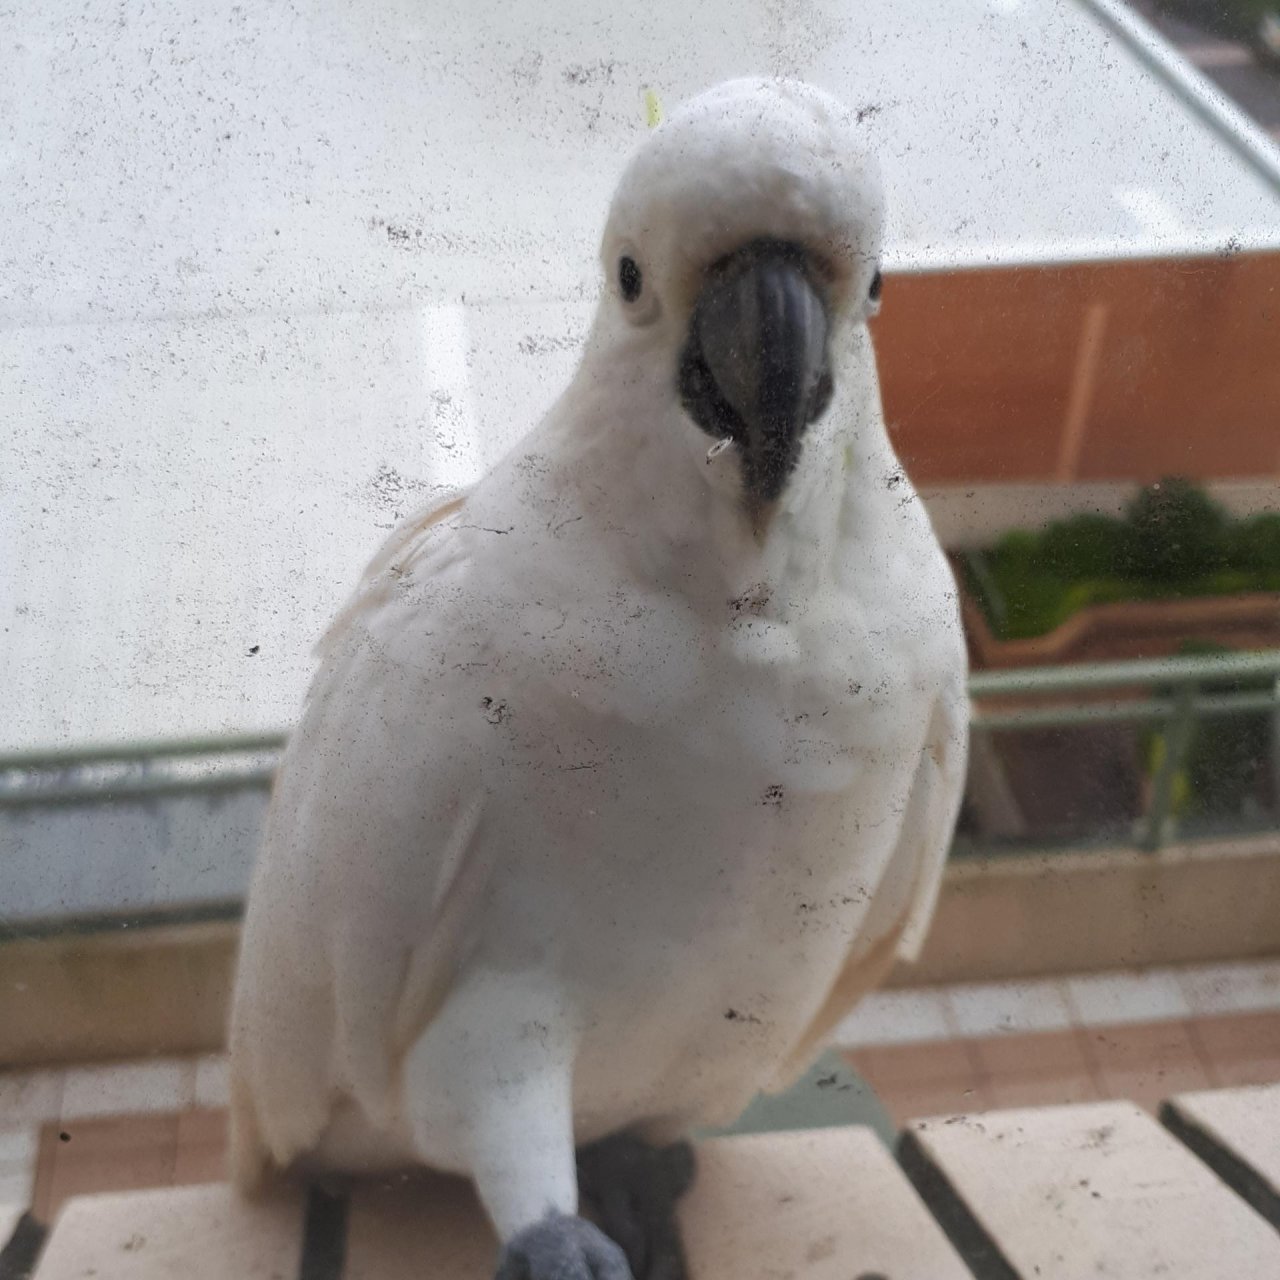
[3,651,1279,856]
[968,650,1280,853]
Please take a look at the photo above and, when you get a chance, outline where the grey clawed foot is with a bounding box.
[577,1135,696,1280]
[495,1211,633,1280]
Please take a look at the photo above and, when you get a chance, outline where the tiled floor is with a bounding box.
[2,962,1280,1217]
[834,957,1280,1124]
[29,1109,230,1222]
[60,1058,195,1121]
[0,1124,37,1206]
[0,1054,220,1218]
[1193,1010,1280,1088]
[848,1038,994,1121]
[849,1008,1280,1125]
[835,955,1280,1046]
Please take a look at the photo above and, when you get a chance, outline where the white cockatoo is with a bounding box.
[230,77,968,1280]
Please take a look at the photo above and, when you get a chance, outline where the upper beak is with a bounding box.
[680,240,832,505]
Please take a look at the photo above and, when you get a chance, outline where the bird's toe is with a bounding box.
[495,1211,632,1280]
[578,1135,695,1280]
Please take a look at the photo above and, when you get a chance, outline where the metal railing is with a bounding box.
[0,731,284,808]
[3,650,1280,852]
[970,650,1280,851]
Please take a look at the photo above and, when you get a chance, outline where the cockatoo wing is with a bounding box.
[230,489,500,1186]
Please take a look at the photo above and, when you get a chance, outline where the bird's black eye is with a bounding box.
[619,256,642,302]
[868,269,883,303]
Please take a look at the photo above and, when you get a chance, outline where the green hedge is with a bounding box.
[968,479,1280,640]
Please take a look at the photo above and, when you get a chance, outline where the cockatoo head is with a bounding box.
[598,78,885,509]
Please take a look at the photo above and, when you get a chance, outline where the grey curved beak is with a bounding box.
[680,241,832,505]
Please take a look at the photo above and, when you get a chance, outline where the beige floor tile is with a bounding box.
[1085,1020,1215,1112]
[194,1055,230,1110]
[971,1028,1104,1110]
[971,1028,1097,1079]
[1066,968,1193,1027]
[984,1068,1103,1110]
[31,1183,305,1280]
[874,1079,993,1126]
[0,1068,64,1126]
[1177,961,1280,1018]
[33,1112,179,1223]
[0,1163,35,1207]
[906,1100,1280,1279]
[0,1203,24,1244]
[681,1129,972,1280]
[1192,1011,1280,1088]
[848,1038,983,1088]
[849,1039,990,1124]
[945,978,1075,1038]
[0,1202,21,1236]
[174,1109,229,1185]
[60,1058,195,1120]
[835,988,955,1046]
[0,1126,37,1166]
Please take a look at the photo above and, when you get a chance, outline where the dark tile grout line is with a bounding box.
[1183,1016,1228,1089]
[851,1010,1280,1123]
[1057,985,1113,1099]
[0,1213,46,1280]
[958,1037,994,1102]
[1159,1100,1280,1231]
[896,1129,1019,1280]
[298,1186,349,1280]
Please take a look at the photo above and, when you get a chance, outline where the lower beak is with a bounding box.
[680,242,832,504]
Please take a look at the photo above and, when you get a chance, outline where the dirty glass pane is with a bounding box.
[3,0,1280,1272]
